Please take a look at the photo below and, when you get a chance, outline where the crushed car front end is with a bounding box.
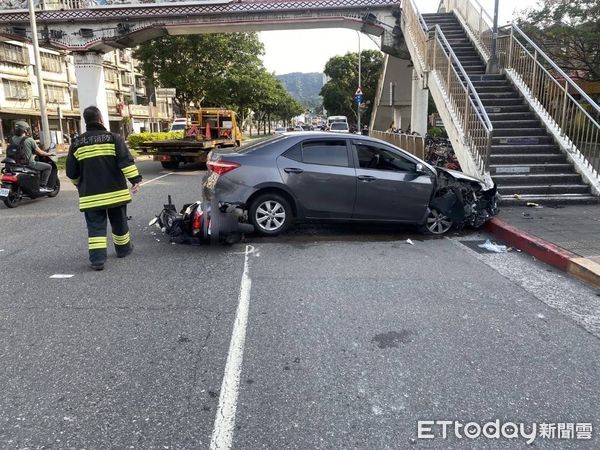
[429,168,499,230]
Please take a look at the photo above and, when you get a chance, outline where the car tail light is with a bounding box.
[207,160,240,176]
[1,174,17,183]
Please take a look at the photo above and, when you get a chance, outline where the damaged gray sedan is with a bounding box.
[202,133,498,236]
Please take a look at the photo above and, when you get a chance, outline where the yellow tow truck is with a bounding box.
[138,108,242,169]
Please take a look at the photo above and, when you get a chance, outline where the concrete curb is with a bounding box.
[483,217,600,289]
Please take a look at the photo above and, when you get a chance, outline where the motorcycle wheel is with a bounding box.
[47,177,60,198]
[3,187,21,208]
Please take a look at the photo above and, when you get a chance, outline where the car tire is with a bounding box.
[249,193,292,237]
[419,208,454,235]
[161,161,180,170]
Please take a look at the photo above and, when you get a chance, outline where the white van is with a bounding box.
[327,116,348,127]
[169,118,187,132]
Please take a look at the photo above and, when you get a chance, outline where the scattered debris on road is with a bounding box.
[478,239,508,253]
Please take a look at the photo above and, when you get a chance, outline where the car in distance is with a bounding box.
[169,118,187,132]
[274,127,287,134]
[202,132,498,236]
[329,122,350,133]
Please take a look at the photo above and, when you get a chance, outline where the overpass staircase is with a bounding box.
[401,0,599,204]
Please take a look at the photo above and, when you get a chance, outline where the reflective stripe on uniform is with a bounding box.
[112,231,130,246]
[121,164,140,179]
[88,236,107,250]
[75,143,116,161]
[79,188,132,210]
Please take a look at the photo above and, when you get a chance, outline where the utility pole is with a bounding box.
[486,0,500,74]
[357,31,362,132]
[28,0,51,147]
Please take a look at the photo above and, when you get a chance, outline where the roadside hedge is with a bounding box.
[127,131,184,150]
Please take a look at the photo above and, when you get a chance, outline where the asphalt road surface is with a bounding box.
[0,160,598,449]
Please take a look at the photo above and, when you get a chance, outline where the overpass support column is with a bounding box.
[410,70,429,136]
[73,52,110,133]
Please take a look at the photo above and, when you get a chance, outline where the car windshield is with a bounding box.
[170,124,186,131]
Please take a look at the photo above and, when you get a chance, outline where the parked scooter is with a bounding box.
[150,195,254,245]
[0,143,60,208]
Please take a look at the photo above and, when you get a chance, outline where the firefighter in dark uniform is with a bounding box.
[66,106,142,271]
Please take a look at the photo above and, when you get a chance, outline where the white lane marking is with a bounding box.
[140,172,174,186]
[210,245,254,450]
[49,274,74,279]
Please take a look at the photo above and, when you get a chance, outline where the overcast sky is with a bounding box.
[259,0,541,75]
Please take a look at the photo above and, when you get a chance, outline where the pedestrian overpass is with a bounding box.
[0,0,598,203]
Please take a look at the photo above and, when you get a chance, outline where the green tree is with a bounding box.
[517,0,600,81]
[320,50,384,126]
[133,33,265,113]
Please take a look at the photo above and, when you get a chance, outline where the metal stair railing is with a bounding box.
[443,0,493,59]
[429,26,493,172]
[498,25,600,177]
[444,0,600,178]
[402,0,493,173]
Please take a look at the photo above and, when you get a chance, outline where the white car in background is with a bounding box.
[169,118,187,132]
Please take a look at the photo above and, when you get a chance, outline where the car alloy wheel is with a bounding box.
[255,200,286,233]
[425,208,453,235]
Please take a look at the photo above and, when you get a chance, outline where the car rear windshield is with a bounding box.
[216,135,286,155]
[331,123,348,130]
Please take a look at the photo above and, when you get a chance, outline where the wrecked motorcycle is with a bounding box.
[150,195,254,245]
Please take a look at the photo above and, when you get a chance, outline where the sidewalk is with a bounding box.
[485,205,600,288]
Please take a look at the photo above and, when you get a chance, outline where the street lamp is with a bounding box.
[28,0,51,147]
[486,0,500,74]
[356,30,362,132]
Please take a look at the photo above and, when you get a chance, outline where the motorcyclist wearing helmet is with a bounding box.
[11,121,54,192]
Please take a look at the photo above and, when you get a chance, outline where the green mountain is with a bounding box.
[277,72,324,110]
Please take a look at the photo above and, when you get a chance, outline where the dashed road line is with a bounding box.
[140,172,174,186]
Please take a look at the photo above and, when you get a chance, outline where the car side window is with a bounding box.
[282,144,302,162]
[301,140,349,167]
[354,142,416,172]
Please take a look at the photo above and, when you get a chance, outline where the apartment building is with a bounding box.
[0,40,173,149]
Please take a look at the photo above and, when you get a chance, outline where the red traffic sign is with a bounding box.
[355,87,363,96]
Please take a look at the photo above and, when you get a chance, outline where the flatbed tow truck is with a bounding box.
[138,108,242,169]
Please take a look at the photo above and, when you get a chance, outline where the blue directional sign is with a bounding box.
[354,87,364,104]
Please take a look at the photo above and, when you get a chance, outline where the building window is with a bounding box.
[41,53,62,73]
[45,85,67,103]
[0,43,28,65]
[104,68,118,83]
[119,50,131,63]
[2,79,30,99]
[135,76,145,90]
[72,88,79,109]
[120,71,133,86]
[107,91,119,107]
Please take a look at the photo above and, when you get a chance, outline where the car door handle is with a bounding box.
[284,168,304,174]
[358,175,376,182]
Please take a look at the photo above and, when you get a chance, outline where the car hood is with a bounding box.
[435,167,486,187]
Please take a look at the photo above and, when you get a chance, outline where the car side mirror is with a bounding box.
[415,163,427,174]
